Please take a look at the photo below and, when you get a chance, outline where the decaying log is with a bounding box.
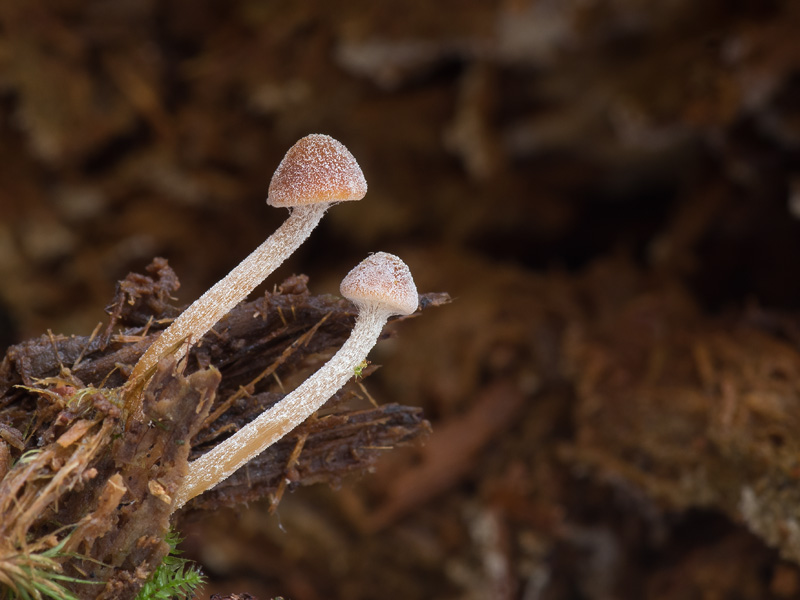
[0,259,440,599]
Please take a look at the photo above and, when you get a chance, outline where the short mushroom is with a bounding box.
[173,252,418,509]
[127,134,367,398]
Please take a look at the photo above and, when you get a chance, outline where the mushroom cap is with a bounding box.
[267,134,368,207]
[340,252,419,317]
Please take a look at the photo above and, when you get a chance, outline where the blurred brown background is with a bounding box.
[4,1,800,599]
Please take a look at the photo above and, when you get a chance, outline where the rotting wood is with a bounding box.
[0,259,442,599]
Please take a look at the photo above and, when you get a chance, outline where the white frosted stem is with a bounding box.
[129,203,327,385]
[174,304,388,509]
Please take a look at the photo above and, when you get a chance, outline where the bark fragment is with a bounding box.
[0,260,438,598]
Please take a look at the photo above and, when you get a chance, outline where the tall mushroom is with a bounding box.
[173,252,418,509]
[127,135,367,396]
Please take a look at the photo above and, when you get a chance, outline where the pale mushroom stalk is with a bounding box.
[125,135,367,415]
[173,252,418,510]
[128,203,326,383]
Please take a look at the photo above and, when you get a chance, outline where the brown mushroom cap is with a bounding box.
[340,252,418,317]
[267,134,368,207]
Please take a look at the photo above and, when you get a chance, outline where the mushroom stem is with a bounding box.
[172,251,418,510]
[128,203,327,386]
[173,304,387,509]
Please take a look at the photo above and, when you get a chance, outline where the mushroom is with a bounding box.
[173,252,418,509]
[127,134,367,394]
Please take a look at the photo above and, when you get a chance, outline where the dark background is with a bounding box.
[3,1,800,598]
